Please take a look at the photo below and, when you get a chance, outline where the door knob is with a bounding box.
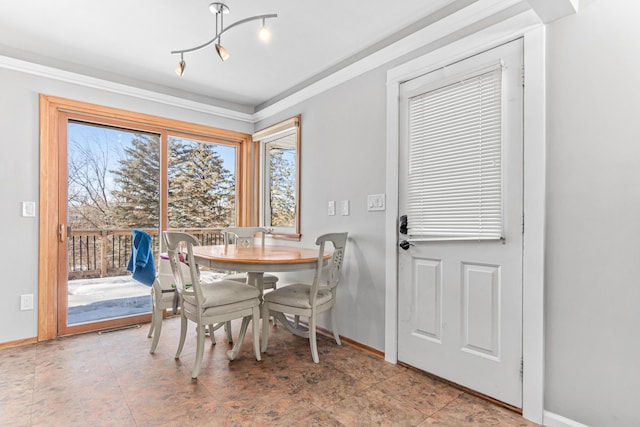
[399,240,413,250]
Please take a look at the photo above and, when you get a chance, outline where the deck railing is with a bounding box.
[67,228,225,280]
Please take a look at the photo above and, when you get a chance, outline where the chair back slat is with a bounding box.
[221,227,270,248]
[309,232,348,305]
[162,231,203,306]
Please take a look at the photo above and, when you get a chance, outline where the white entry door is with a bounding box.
[397,39,523,407]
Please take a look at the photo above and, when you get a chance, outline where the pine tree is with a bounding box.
[110,134,161,228]
[268,148,296,227]
[168,138,236,228]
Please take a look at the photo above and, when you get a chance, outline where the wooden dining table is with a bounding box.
[191,244,330,299]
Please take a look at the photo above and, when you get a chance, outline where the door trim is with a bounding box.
[384,19,545,424]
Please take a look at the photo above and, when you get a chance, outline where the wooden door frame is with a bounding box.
[384,25,545,423]
[38,95,253,340]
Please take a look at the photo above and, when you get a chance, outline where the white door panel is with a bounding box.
[398,39,523,407]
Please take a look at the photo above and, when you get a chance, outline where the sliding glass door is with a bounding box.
[40,95,253,339]
[62,120,161,334]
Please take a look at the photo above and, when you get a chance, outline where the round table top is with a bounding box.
[192,244,328,266]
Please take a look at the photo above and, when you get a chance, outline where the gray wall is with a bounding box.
[256,69,389,350]
[0,67,252,343]
[545,0,640,425]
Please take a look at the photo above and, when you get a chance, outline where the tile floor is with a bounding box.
[0,317,540,426]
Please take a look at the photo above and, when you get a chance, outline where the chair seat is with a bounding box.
[224,272,279,284]
[264,283,332,309]
[182,279,260,308]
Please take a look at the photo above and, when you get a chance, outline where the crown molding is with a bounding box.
[526,0,578,23]
[252,0,529,122]
[0,0,559,126]
[0,55,254,123]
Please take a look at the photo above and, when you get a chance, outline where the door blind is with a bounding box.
[407,67,503,241]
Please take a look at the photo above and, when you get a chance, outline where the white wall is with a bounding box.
[0,67,252,343]
[545,0,640,425]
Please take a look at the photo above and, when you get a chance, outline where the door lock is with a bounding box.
[399,215,408,234]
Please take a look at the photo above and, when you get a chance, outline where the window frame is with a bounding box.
[253,115,301,240]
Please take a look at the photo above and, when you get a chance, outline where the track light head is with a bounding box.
[175,57,186,76]
[215,43,230,61]
[258,18,271,42]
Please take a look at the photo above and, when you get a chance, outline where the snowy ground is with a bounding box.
[68,276,150,307]
[67,271,223,325]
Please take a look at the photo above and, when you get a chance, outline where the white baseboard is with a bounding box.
[543,411,590,427]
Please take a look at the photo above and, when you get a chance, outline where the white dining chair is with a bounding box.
[164,231,261,379]
[147,258,181,354]
[220,227,279,291]
[261,232,348,363]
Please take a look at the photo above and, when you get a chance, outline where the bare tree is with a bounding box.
[67,131,116,229]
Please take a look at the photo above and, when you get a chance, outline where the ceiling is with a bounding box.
[0,0,469,113]
[0,1,572,115]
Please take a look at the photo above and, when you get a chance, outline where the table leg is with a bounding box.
[247,272,270,338]
[246,272,265,300]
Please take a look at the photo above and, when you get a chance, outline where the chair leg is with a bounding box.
[192,323,206,379]
[261,303,270,353]
[225,321,233,343]
[227,316,250,361]
[294,315,300,329]
[309,313,319,363]
[175,314,188,359]
[251,306,261,361]
[208,324,216,345]
[147,308,155,338]
[148,290,156,338]
[330,305,341,346]
[149,308,163,354]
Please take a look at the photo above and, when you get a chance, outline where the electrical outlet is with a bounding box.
[20,294,34,311]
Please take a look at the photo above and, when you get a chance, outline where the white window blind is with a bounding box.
[407,66,503,241]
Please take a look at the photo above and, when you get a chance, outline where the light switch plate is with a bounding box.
[20,294,34,311]
[341,200,350,216]
[367,194,385,211]
[328,201,336,216]
[22,201,36,217]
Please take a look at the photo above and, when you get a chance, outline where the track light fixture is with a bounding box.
[171,2,277,76]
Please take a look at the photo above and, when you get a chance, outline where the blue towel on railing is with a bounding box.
[127,229,155,286]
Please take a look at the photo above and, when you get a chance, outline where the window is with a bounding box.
[254,116,300,239]
[167,136,237,229]
[407,65,503,241]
